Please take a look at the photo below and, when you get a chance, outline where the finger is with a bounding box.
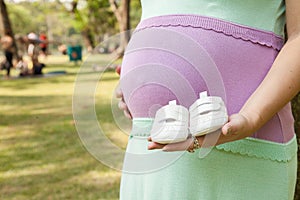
[148,142,166,150]
[118,100,128,110]
[115,89,123,98]
[222,122,232,136]
[162,138,193,152]
[148,137,152,142]
[222,114,241,136]
[124,110,132,119]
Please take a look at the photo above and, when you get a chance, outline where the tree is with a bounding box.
[130,0,141,28]
[0,0,19,59]
[109,0,130,54]
[69,0,93,51]
[292,93,300,199]
[69,0,117,52]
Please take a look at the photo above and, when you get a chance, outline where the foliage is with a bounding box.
[130,0,142,28]
[75,0,116,33]
[292,93,300,134]
[5,3,32,34]
[292,93,300,200]
[4,0,142,50]
[7,2,62,34]
[70,0,117,48]
[70,0,141,49]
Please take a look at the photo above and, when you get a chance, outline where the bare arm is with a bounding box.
[149,0,300,151]
[238,0,300,134]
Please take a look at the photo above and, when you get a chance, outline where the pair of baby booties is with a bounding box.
[150,91,228,144]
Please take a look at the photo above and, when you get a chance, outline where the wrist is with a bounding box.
[238,109,263,134]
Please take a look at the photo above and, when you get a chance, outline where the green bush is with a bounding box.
[292,92,300,199]
[292,93,300,135]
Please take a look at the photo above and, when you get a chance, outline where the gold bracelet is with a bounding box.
[187,136,200,153]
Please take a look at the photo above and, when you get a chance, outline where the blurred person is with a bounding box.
[27,32,39,61]
[25,32,45,75]
[0,33,14,78]
[15,56,29,76]
[32,56,45,75]
[58,44,67,55]
[39,31,48,57]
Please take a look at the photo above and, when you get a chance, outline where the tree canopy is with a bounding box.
[4,0,141,51]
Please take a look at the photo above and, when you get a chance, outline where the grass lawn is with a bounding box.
[0,54,127,200]
[1,54,300,200]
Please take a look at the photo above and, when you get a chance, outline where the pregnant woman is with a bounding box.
[118,0,300,199]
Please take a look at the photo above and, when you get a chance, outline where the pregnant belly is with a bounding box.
[120,15,294,143]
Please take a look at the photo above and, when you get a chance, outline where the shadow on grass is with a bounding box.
[0,93,124,199]
[0,75,74,90]
[0,70,119,91]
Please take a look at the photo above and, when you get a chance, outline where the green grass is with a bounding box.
[1,54,299,199]
[0,54,126,200]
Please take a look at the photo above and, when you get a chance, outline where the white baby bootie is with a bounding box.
[150,100,189,144]
[189,91,228,136]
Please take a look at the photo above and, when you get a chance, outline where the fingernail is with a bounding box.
[226,128,232,135]
[162,146,169,152]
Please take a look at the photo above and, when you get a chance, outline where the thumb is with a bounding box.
[222,114,241,136]
[115,88,123,98]
[222,122,232,136]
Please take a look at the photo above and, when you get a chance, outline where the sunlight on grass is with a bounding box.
[1,163,57,179]
[68,170,121,188]
[0,54,125,199]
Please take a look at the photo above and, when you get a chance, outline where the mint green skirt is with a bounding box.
[120,119,297,200]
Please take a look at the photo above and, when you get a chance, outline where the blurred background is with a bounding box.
[0,0,299,199]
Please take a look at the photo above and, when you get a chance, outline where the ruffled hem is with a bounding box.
[135,14,284,51]
[215,135,298,163]
[130,118,297,163]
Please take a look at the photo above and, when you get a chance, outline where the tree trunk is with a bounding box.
[109,0,131,55]
[0,0,19,59]
[119,0,130,53]
[81,28,94,53]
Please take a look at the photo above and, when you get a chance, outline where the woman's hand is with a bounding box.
[148,113,256,151]
[116,88,132,119]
